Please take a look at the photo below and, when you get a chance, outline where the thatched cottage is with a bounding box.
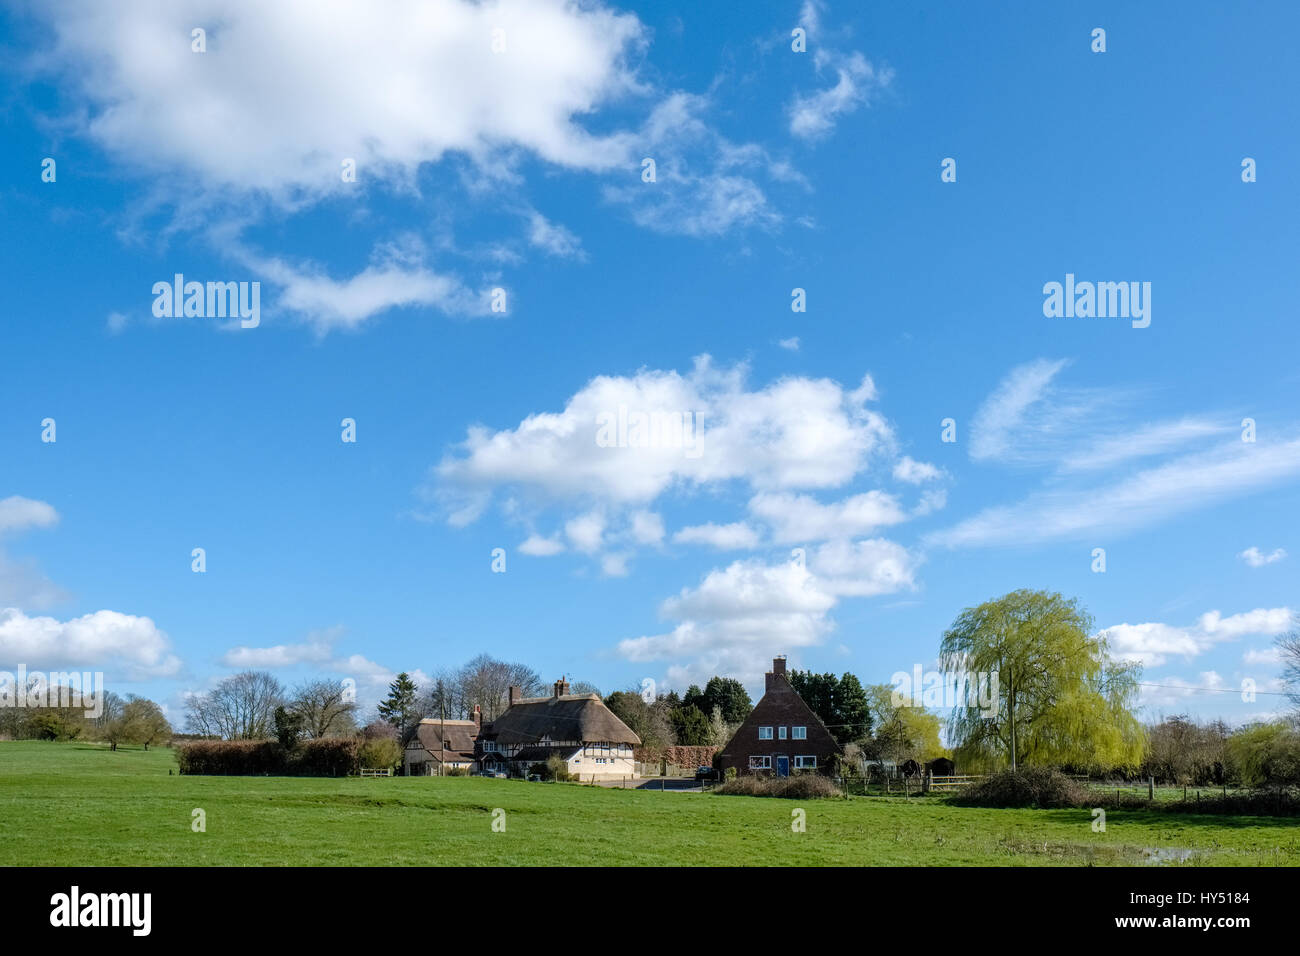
[476,678,641,780]
[403,706,482,775]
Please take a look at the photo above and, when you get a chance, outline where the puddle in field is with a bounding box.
[1141,847,1197,865]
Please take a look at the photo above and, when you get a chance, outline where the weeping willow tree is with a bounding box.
[938,589,1144,773]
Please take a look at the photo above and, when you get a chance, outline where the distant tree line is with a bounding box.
[0,683,171,750]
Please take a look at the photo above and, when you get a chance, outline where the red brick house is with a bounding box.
[716,656,841,776]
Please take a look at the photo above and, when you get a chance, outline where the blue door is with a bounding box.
[776,756,789,777]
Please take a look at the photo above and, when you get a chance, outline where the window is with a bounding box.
[482,741,498,753]
[794,755,817,769]
[749,756,772,770]
[778,726,788,740]
[758,726,773,740]
[792,726,806,740]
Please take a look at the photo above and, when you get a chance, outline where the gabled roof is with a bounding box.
[409,718,479,762]
[719,667,843,759]
[481,694,640,746]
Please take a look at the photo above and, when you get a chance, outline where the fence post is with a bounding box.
[1148,776,1154,800]
[924,770,932,794]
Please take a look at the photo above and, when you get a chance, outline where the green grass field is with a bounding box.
[1,741,1296,866]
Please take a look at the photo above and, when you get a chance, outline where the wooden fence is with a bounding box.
[359,768,392,777]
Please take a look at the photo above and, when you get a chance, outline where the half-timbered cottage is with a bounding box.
[476,678,641,780]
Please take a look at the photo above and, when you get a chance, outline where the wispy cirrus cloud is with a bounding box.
[936,358,1300,549]
[1060,416,1231,472]
[931,436,1300,549]
[787,1,893,141]
[968,358,1071,463]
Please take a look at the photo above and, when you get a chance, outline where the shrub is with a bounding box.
[175,740,285,775]
[527,756,571,781]
[358,738,401,772]
[175,738,361,776]
[294,737,359,776]
[716,773,840,799]
[635,745,718,770]
[27,712,84,741]
[951,767,1087,809]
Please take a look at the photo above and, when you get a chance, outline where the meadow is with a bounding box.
[1,741,1296,866]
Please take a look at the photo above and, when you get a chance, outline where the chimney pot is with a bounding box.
[767,655,787,693]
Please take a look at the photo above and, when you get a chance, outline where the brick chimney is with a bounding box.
[553,676,570,698]
[766,655,788,693]
[508,686,520,707]
[472,704,481,730]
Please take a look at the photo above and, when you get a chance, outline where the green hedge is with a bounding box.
[176,738,359,776]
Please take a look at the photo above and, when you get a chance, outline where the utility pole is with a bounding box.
[1009,677,1016,773]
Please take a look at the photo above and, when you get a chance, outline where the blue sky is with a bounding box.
[1,0,1297,727]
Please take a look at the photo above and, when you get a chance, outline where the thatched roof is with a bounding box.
[481,693,640,746]
[409,718,478,762]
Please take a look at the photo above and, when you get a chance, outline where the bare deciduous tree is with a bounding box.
[290,679,358,738]
[454,654,543,720]
[186,671,285,739]
[1277,626,1300,719]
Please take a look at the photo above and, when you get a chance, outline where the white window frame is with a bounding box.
[758,726,773,740]
[778,726,788,740]
[482,740,498,752]
[794,755,817,769]
[792,726,807,740]
[749,756,772,770]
